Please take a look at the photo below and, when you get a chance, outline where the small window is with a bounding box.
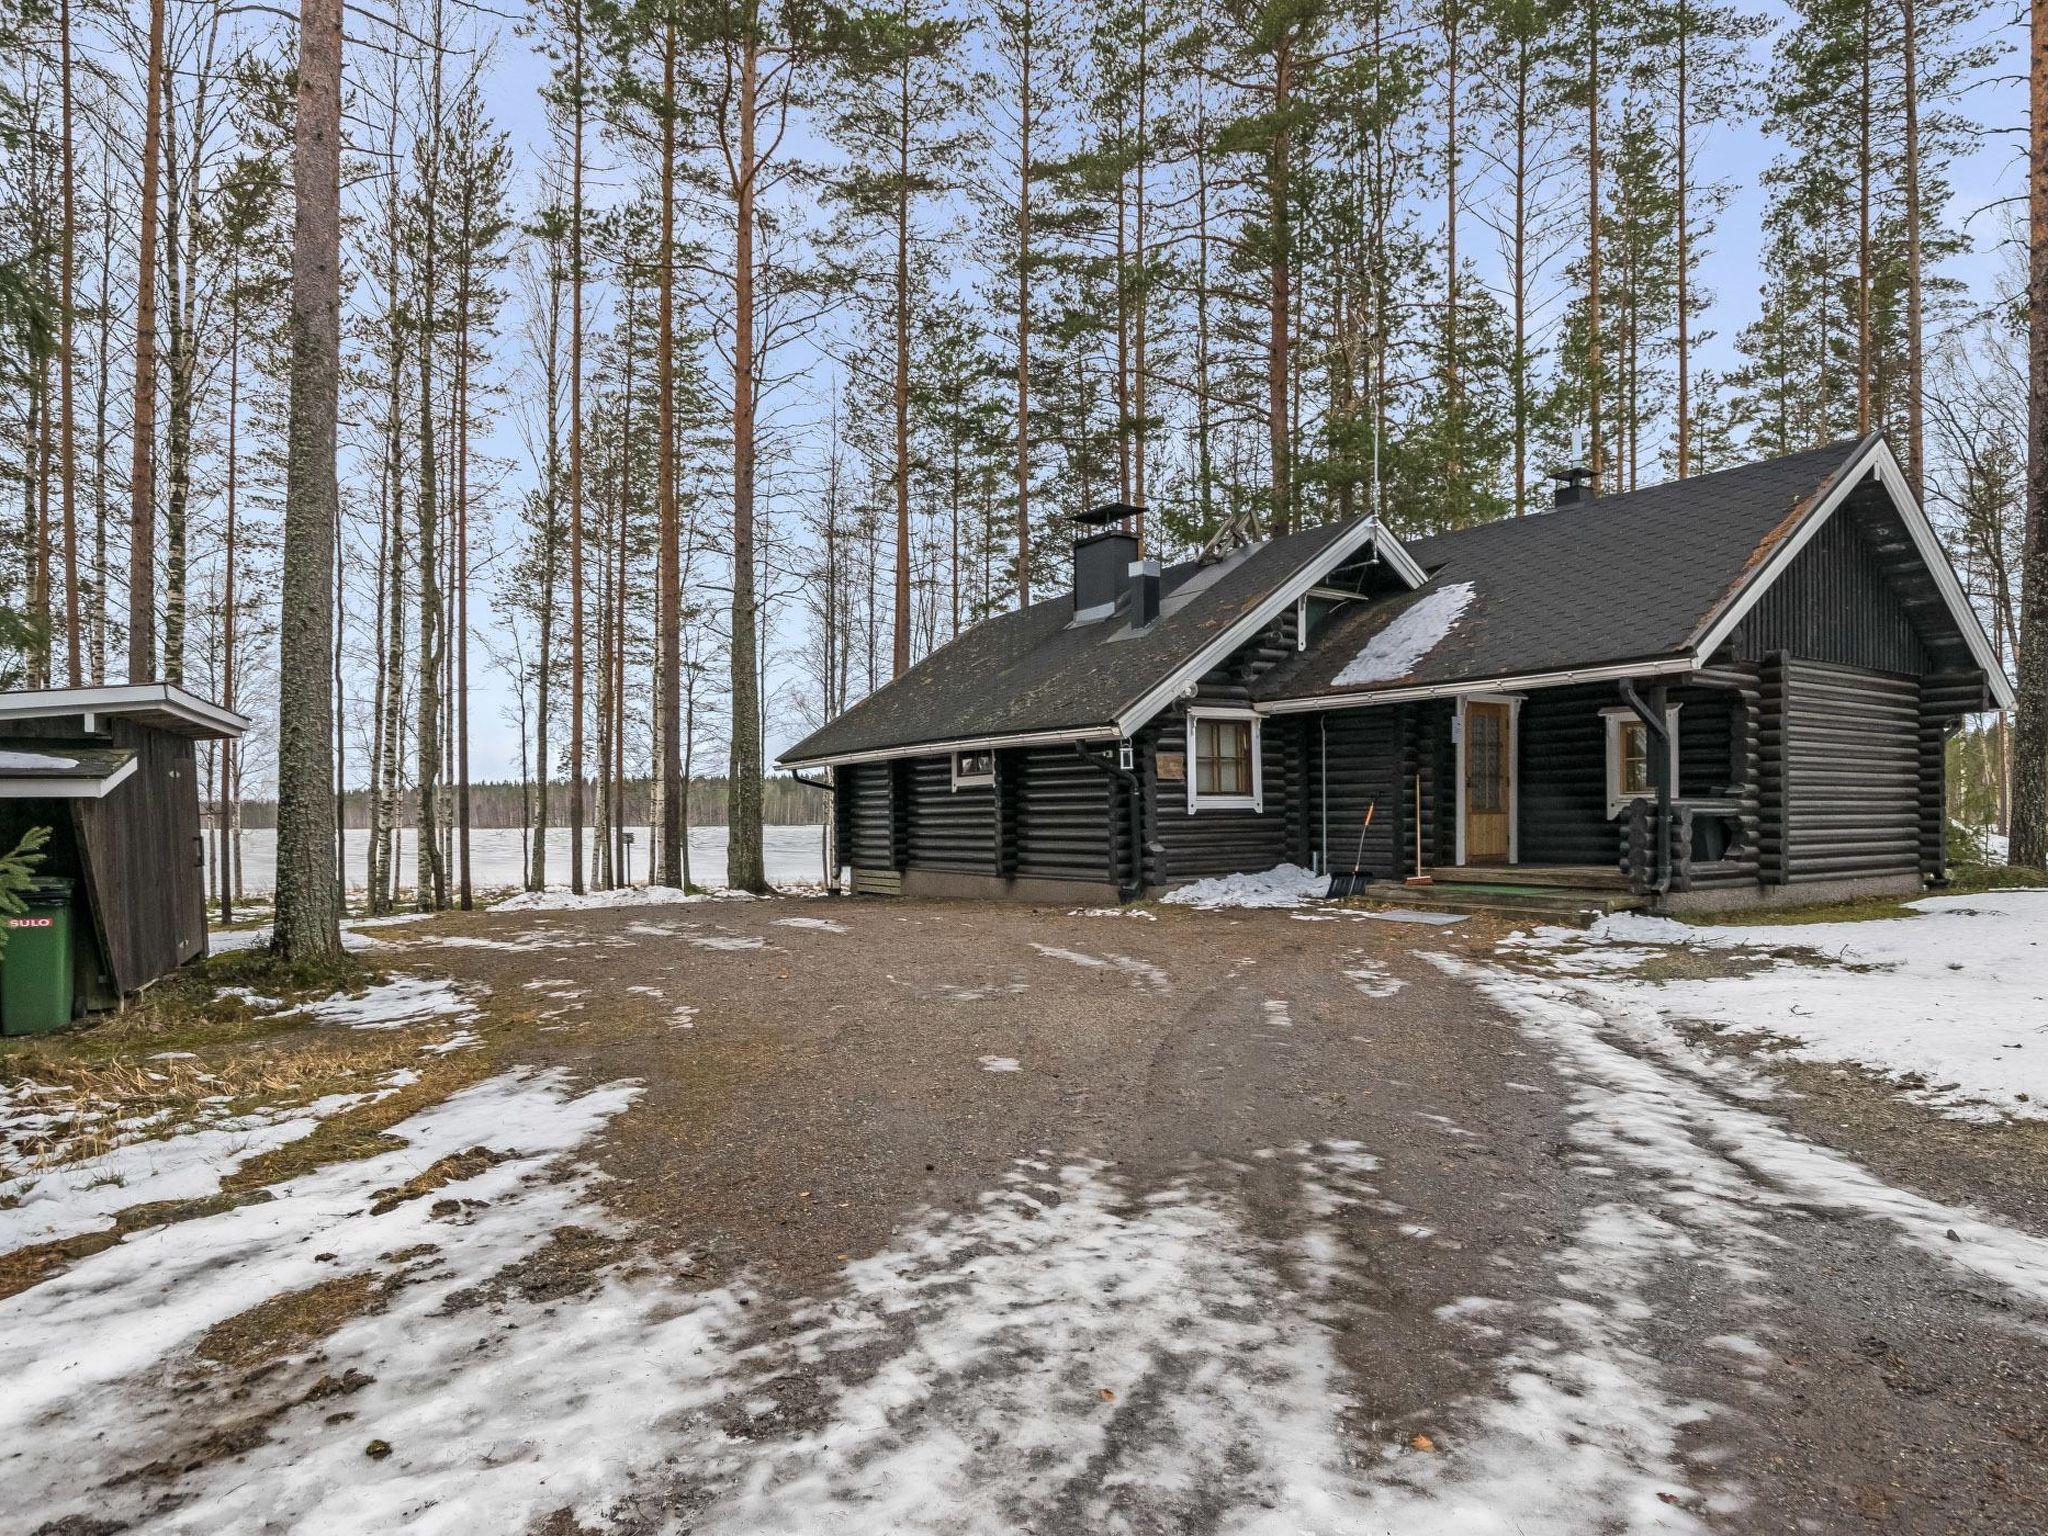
[1603,706,1680,818]
[951,748,995,790]
[1186,710,1262,812]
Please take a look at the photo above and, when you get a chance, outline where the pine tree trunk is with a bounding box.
[1674,6,1691,478]
[2017,0,2048,870]
[1856,0,1873,435]
[727,37,768,893]
[568,0,588,894]
[1586,3,1603,492]
[128,0,167,682]
[162,71,191,689]
[656,21,684,887]
[892,40,912,678]
[1266,41,1293,536]
[272,0,345,961]
[1904,0,1925,497]
[59,0,79,681]
[1015,20,1033,606]
[416,110,445,911]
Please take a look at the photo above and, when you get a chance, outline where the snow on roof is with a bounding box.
[1331,581,1476,688]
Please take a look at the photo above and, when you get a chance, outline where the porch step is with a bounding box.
[1463,864,1631,891]
[1349,880,1644,924]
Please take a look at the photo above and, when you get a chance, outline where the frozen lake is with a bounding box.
[206,824,830,898]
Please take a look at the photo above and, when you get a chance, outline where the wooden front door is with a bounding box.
[1463,701,1512,864]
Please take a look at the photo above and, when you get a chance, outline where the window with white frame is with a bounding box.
[950,747,995,790]
[1186,710,1261,812]
[1602,705,1679,817]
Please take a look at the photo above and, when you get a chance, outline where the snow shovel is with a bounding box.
[1326,801,1377,899]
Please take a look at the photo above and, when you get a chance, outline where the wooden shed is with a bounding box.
[779,436,2013,916]
[0,684,248,1013]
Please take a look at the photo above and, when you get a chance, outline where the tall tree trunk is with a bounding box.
[892,40,912,676]
[59,0,79,681]
[568,0,588,894]
[1903,0,1925,496]
[656,21,684,887]
[727,37,767,893]
[1586,1,1603,492]
[220,280,239,924]
[2018,0,2048,870]
[1266,40,1293,535]
[1015,19,1033,605]
[273,0,345,960]
[128,0,168,682]
[1856,0,1873,435]
[456,261,473,909]
[1674,4,1691,478]
[162,67,191,688]
[415,40,446,911]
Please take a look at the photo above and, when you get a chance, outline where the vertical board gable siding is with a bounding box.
[1730,508,1931,675]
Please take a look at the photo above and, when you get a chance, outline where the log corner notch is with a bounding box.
[1618,678,1674,896]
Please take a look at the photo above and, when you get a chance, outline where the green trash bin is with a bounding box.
[2,877,75,1035]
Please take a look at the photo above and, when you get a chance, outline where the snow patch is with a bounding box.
[1331,581,1476,687]
[773,916,849,934]
[1548,891,2048,1121]
[0,749,79,771]
[1028,943,1169,993]
[491,884,757,913]
[1342,953,1406,998]
[1163,863,1327,910]
[283,975,480,1032]
[977,1056,1021,1073]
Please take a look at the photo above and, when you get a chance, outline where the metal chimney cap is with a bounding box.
[1074,501,1145,527]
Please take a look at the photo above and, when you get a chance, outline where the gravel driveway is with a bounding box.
[12,894,2045,1534]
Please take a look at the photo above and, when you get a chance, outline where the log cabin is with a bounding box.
[778,436,2014,916]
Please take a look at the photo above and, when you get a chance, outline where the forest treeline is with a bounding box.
[0,0,2042,947]
[231,776,827,831]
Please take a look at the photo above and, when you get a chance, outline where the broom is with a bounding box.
[1326,800,1376,899]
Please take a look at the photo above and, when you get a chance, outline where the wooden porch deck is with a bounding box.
[1350,863,1643,923]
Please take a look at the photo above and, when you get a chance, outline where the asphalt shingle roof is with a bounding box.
[780,518,1368,765]
[1252,437,1870,702]
[781,437,1882,764]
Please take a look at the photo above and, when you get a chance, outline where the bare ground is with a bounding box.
[7,894,2046,1534]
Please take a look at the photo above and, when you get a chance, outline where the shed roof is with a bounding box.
[0,740,138,799]
[0,684,247,740]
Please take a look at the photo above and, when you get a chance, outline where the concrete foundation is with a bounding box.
[1658,872,1924,914]
[849,866,1126,907]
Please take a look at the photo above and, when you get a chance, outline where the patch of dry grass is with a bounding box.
[195,1272,389,1368]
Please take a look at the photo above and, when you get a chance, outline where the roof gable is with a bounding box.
[779,518,1412,766]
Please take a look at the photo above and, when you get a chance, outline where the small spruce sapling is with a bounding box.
[0,825,52,960]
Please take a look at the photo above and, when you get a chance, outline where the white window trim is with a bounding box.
[1453,692,1523,866]
[1602,705,1680,819]
[949,748,995,791]
[1185,707,1263,814]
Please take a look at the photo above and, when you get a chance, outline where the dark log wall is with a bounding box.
[837,762,895,869]
[1517,686,1612,866]
[1778,660,1922,883]
[905,755,997,872]
[1919,672,1985,881]
[1303,709,1403,877]
[1730,510,1932,675]
[1011,747,1116,884]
